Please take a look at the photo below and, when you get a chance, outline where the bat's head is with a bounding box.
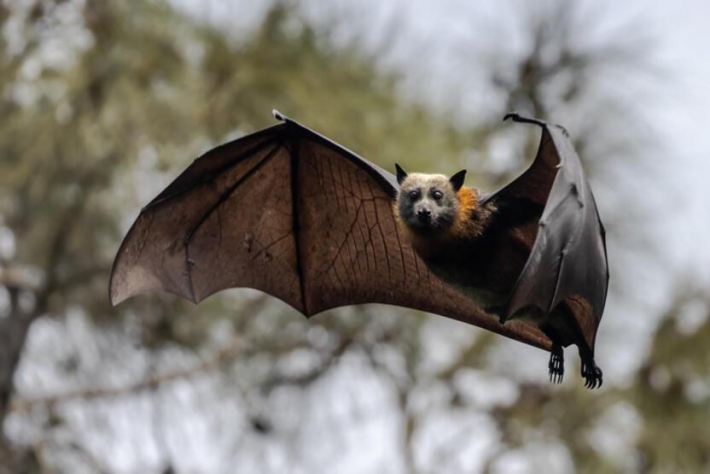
[394,164,467,236]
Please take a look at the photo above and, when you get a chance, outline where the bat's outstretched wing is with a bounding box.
[481,113,609,353]
[110,111,551,351]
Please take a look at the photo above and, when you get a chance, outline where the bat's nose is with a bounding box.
[417,209,432,223]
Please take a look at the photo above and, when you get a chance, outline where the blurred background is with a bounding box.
[1,0,710,472]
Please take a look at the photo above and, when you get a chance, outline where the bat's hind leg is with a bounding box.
[580,355,603,389]
[540,323,565,384]
[548,344,564,384]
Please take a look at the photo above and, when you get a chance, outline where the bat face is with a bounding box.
[396,173,460,235]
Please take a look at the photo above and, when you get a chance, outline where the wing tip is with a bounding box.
[108,279,128,307]
[504,112,572,139]
[108,260,124,307]
[109,292,124,307]
[272,109,286,121]
[503,112,548,128]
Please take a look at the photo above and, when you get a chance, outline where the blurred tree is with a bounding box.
[0,0,478,471]
[0,0,680,473]
[630,287,710,473]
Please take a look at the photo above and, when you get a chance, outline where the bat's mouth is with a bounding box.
[408,218,448,236]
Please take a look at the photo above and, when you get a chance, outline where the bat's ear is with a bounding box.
[395,163,408,185]
[450,170,467,192]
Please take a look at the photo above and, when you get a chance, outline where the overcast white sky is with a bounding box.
[160,2,710,471]
[168,0,710,379]
[172,0,710,275]
[8,1,710,472]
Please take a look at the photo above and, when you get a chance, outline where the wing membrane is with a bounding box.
[483,115,609,351]
[110,114,552,351]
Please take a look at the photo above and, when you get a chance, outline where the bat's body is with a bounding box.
[395,176,531,313]
[110,111,608,388]
[394,164,603,386]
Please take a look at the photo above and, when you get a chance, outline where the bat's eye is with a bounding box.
[409,190,420,200]
[432,190,443,200]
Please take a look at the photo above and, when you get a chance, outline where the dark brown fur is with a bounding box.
[397,174,601,385]
[396,180,534,304]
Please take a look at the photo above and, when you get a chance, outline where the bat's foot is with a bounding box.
[548,345,564,384]
[581,359,603,389]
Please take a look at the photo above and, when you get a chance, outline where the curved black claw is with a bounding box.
[581,360,603,389]
[503,112,547,128]
[548,345,564,384]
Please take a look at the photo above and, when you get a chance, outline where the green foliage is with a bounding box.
[629,290,710,473]
[0,1,690,473]
[1,0,472,342]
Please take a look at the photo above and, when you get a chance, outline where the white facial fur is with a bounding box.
[396,173,460,234]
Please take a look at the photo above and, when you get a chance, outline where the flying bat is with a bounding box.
[110,111,609,388]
